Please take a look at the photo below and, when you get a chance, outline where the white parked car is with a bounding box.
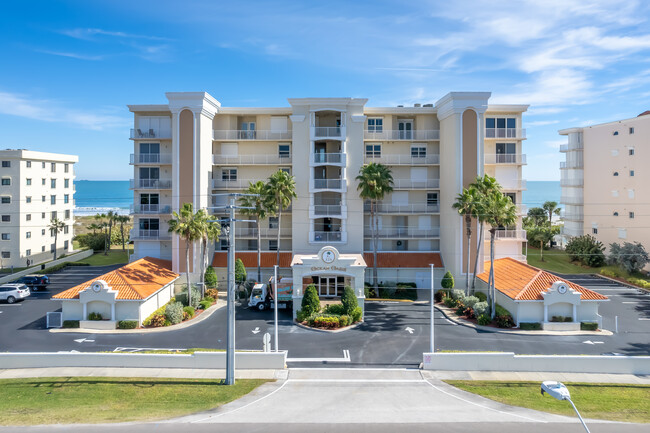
[0,284,30,304]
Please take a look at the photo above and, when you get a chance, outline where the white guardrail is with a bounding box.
[0,351,288,370]
[423,352,650,374]
[0,249,94,285]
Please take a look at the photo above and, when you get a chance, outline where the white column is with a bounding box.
[82,302,87,320]
[111,303,116,321]
[572,304,577,322]
[543,304,548,323]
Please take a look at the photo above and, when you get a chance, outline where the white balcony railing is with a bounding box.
[484,154,527,164]
[560,195,583,205]
[212,154,292,165]
[130,153,172,164]
[365,202,440,213]
[235,227,286,238]
[364,154,440,165]
[364,227,441,238]
[312,153,346,165]
[560,161,583,169]
[484,128,526,139]
[130,204,172,214]
[310,204,344,217]
[500,179,527,190]
[313,127,342,138]
[484,254,527,262]
[313,179,344,190]
[311,231,345,242]
[213,130,292,140]
[363,130,440,140]
[211,179,257,189]
[130,179,172,189]
[130,229,172,240]
[130,129,172,139]
[560,178,584,187]
[559,144,568,152]
[484,229,527,240]
[392,179,440,189]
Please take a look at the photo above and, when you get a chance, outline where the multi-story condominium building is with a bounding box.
[0,150,77,269]
[128,92,527,312]
[559,111,649,251]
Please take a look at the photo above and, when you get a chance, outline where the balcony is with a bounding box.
[212,154,292,165]
[484,229,527,241]
[484,128,526,139]
[484,254,527,262]
[235,227,287,238]
[560,161,583,169]
[211,179,257,189]
[560,178,584,187]
[560,195,583,205]
[130,204,172,214]
[313,127,342,138]
[559,144,568,152]
[392,179,440,189]
[364,154,440,165]
[364,227,441,238]
[311,153,346,165]
[130,229,172,241]
[365,202,440,214]
[310,204,346,218]
[484,154,527,165]
[311,231,346,243]
[312,178,345,191]
[130,179,172,190]
[500,179,527,190]
[130,153,172,165]
[364,130,440,140]
[213,130,292,140]
[130,129,171,140]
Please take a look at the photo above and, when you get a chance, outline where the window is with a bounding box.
[427,192,439,206]
[365,144,381,158]
[613,131,619,136]
[592,228,598,235]
[51,243,56,253]
[221,168,237,181]
[41,212,45,219]
[50,228,54,237]
[26,214,31,221]
[64,179,69,188]
[486,117,516,137]
[51,179,56,188]
[41,178,45,185]
[64,194,69,204]
[138,218,159,231]
[1,215,9,222]
[64,163,69,173]
[619,228,627,239]
[629,212,635,219]
[26,249,31,256]
[613,171,619,176]
[613,211,619,216]
[247,239,258,251]
[26,232,31,239]
[65,210,70,219]
[64,240,69,249]
[280,167,291,175]
[612,190,619,197]
[630,127,635,134]
[51,163,56,172]
[1,179,10,186]
[1,233,10,240]
[411,145,427,158]
[628,189,635,199]
[41,246,45,252]
[26,196,31,204]
[26,161,31,168]
[278,144,290,158]
[630,170,635,177]
[1,197,10,204]
[26,178,31,186]
[42,162,45,169]
[611,149,619,156]
[269,217,279,229]
[1,161,10,168]
[64,225,69,234]
[367,117,383,133]
[51,211,57,220]
[269,240,278,251]
[629,148,635,156]
[240,122,256,139]
[220,239,228,250]
[1,251,9,258]
[41,195,46,202]
[50,195,56,205]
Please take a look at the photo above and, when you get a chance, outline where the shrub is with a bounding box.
[183,306,195,318]
[339,315,350,327]
[183,311,190,321]
[176,285,201,309]
[313,316,340,329]
[203,296,215,304]
[143,302,171,326]
[551,315,567,322]
[477,314,491,326]
[87,312,103,321]
[165,302,184,325]
[473,301,489,317]
[75,232,108,251]
[495,304,512,318]
[62,320,79,328]
[118,320,138,329]
[364,286,371,298]
[628,278,650,289]
[296,309,309,322]
[581,322,598,331]
[351,306,362,323]
[443,297,456,308]
[341,286,358,315]
[475,292,487,302]
[205,288,219,299]
[434,289,448,302]
[235,258,247,284]
[451,289,464,300]
[463,307,475,319]
[204,266,218,289]
[607,242,649,273]
[566,234,605,267]
[496,315,515,328]
[199,300,212,310]
[600,268,619,278]
[455,303,466,316]
[301,285,321,316]
[441,271,454,290]
[520,322,541,330]
[36,261,90,274]
[325,303,345,315]
[149,314,168,327]
[463,296,479,309]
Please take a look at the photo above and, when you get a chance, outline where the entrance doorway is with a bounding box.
[318,276,338,297]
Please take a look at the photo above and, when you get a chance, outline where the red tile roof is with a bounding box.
[477,257,608,301]
[53,257,179,301]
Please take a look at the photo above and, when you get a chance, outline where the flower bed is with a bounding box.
[140,288,218,329]
[295,285,362,330]
[436,289,515,329]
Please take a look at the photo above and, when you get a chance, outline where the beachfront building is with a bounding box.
[0,149,77,269]
[559,111,650,255]
[127,92,528,315]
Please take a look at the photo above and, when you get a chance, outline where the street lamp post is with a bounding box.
[430,263,435,353]
[274,264,279,352]
[541,381,590,433]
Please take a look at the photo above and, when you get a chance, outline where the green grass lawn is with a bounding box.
[0,377,270,425]
[77,246,132,266]
[447,381,650,423]
[525,247,600,274]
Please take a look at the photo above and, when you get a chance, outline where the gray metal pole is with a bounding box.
[567,398,591,433]
[274,264,279,352]
[226,197,236,385]
[430,264,434,353]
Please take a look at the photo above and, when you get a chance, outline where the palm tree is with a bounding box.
[530,225,554,262]
[168,203,204,307]
[196,209,221,297]
[483,191,517,319]
[48,218,66,261]
[542,201,561,226]
[240,180,272,282]
[115,215,130,251]
[104,210,118,255]
[452,188,480,295]
[267,170,297,267]
[356,162,394,295]
[86,223,100,235]
[469,175,501,289]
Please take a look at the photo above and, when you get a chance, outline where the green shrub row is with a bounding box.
[62,320,80,328]
[87,312,103,321]
[580,322,598,331]
[550,316,573,322]
[199,300,212,310]
[477,314,491,326]
[118,320,138,329]
[36,261,90,275]
[519,322,542,330]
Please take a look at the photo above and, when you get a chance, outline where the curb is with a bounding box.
[50,298,226,334]
[435,304,613,336]
[293,320,364,333]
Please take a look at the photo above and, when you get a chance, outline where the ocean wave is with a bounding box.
[75,206,130,216]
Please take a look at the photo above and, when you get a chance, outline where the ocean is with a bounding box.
[72,180,562,216]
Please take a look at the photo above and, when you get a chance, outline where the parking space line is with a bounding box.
[0,304,23,307]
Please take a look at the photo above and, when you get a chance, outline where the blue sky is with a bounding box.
[2,0,650,181]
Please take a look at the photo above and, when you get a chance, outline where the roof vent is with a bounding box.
[397,105,404,107]
[414,103,421,108]
[423,103,434,107]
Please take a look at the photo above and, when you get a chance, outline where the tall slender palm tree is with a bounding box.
[196,209,221,297]
[453,188,480,295]
[168,203,203,307]
[104,210,117,255]
[469,175,501,289]
[48,218,66,261]
[240,180,272,282]
[356,162,393,295]
[483,191,517,318]
[86,223,100,235]
[542,201,561,226]
[267,170,297,267]
[115,215,130,251]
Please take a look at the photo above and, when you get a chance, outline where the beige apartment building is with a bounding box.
[0,150,77,269]
[559,111,650,252]
[128,92,528,312]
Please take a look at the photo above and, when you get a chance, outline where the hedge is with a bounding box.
[62,320,80,328]
[520,322,542,330]
[35,262,90,275]
[143,301,173,327]
[118,320,138,329]
[581,322,598,331]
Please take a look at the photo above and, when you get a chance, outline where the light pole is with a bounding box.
[274,264,279,352]
[430,263,435,353]
[541,381,590,433]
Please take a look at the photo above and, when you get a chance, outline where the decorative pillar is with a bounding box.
[543,304,548,323]
[572,304,577,322]
[111,303,116,321]
[82,302,87,321]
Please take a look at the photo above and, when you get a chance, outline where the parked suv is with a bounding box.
[0,284,30,304]
[14,275,49,291]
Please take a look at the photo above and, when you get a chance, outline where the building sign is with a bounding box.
[310,266,347,272]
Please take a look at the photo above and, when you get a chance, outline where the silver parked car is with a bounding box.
[0,284,30,304]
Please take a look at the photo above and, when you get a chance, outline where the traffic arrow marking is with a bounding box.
[252,327,261,334]
[74,338,95,343]
[583,340,604,345]
[405,327,414,334]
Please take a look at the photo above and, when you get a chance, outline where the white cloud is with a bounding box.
[36,50,104,61]
[60,28,170,41]
[527,120,560,127]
